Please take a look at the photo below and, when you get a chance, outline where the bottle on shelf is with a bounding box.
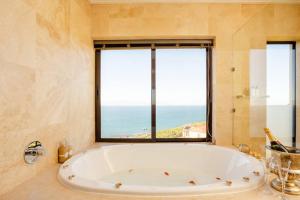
[264,128,289,153]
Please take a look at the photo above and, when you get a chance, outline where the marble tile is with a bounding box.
[0,0,93,196]
[0,0,36,67]
[2,164,300,200]
[2,1,300,196]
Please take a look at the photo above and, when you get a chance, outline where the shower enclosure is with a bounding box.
[232,4,298,153]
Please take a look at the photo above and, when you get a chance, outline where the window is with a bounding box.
[100,50,151,139]
[95,40,213,142]
[156,49,207,139]
[266,42,296,146]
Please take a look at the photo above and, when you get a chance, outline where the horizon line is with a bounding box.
[102,104,291,106]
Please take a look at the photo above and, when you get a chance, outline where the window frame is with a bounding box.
[267,41,296,147]
[95,40,213,143]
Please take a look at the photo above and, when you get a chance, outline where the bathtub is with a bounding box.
[58,143,265,196]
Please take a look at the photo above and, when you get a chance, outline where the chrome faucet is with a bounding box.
[237,144,251,154]
[24,141,45,164]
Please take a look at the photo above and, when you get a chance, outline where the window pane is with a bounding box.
[267,44,295,146]
[101,50,151,138]
[156,49,207,138]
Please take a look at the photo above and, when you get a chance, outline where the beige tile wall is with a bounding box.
[0,0,94,195]
[91,3,300,150]
[1,1,300,196]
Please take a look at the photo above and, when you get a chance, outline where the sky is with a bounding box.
[266,44,295,106]
[101,48,206,106]
[100,45,295,106]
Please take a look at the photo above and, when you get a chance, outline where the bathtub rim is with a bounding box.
[58,143,266,196]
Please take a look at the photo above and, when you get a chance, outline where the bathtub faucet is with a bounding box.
[237,144,251,154]
[24,141,45,164]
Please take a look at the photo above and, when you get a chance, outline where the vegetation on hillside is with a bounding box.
[130,121,206,138]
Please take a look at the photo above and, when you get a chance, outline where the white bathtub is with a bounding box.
[58,143,265,196]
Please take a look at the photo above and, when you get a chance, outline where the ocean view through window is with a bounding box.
[95,40,212,142]
[101,50,152,138]
[156,49,207,139]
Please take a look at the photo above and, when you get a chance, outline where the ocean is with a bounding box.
[101,106,206,138]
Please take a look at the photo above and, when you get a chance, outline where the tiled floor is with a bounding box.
[1,164,299,200]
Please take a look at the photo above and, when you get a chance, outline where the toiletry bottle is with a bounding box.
[58,141,69,163]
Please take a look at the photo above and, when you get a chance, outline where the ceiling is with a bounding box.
[90,0,300,4]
